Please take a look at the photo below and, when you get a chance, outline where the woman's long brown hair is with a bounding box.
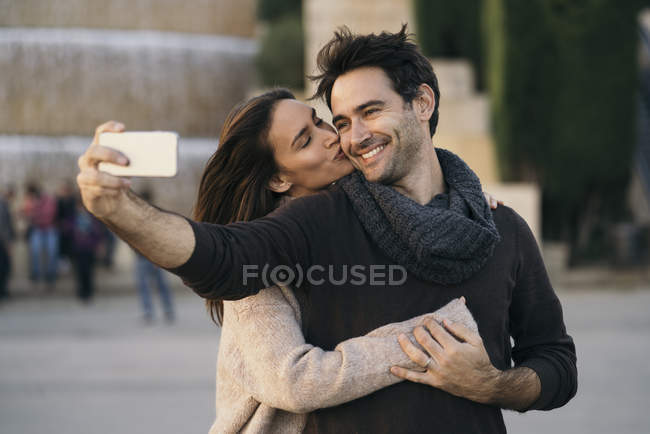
[192,89,295,325]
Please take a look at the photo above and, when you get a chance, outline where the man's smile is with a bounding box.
[355,138,390,166]
[361,144,386,160]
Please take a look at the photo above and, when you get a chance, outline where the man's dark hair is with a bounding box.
[310,24,440,137]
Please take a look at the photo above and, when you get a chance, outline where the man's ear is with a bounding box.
[267,175,292,194]
[413,84,436,122]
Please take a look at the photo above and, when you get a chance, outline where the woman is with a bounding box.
[95,89,492,433]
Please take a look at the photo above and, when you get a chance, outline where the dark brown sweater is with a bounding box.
[168,185,577,433]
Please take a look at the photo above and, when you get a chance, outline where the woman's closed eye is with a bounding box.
[301,118,326,148]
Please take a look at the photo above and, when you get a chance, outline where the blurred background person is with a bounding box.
[20,182,59,292]
[134,189,175,324]
[71,199,105,304]
[134,251,176,324]
[55,179,77,275]
[0,185,16,301]
[99,223,117,269]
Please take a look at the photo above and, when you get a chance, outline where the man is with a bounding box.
[77,26,576,432]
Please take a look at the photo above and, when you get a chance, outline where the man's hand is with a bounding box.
[77,121,132,218]
[391,318,501,404]
[75,121,195,270]
[390,318,541,410]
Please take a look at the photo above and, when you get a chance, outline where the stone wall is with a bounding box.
[0,136,216,216]
[0,0,257,37]
[0,28,256,137]
[1,0,257,221]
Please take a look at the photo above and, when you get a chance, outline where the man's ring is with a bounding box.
[424,357,433,369]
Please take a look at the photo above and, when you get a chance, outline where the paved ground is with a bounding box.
[1,273,650,433]
[503,288,650,434]
[0,289,220,434]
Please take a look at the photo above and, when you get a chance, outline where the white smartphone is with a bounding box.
[98,131,178,177]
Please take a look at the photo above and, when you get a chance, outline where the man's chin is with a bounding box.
[359,167,389,184]
[356,150,392,183]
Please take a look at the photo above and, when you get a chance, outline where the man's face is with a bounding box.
[331,67,424,184]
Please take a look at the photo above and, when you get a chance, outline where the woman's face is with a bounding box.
[267,99,354,197]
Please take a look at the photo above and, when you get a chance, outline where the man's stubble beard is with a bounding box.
[374,108,424,186]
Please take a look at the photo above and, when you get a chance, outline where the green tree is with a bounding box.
[414,0,485,89]
[485,0,643,264]
[256,15,304,89]
[258,0,301,22]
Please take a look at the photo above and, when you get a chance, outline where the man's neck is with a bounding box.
[391,144,445,205]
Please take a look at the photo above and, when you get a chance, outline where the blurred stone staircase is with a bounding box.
[431,59,541,242]
[430,59,498,184]
[0,0,256,37]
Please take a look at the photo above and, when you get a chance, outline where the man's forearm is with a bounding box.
[101,190,195,269]
[487,366,541,411]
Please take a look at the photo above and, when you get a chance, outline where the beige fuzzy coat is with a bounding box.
[209,287,477,434]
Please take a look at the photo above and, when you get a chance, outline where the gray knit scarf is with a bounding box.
[338,148,500,285]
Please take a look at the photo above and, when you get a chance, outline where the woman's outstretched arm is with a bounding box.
[221,287,477,414]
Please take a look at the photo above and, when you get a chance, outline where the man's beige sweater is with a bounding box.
[209,287,477,434]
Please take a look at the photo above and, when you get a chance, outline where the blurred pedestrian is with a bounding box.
[21,183,59,291]
[71,201,104,303]
[0,186,16,301]
[134,189,174,323]
[135,253,175,323]
[56,180,77,274]
[100,226,117,269]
